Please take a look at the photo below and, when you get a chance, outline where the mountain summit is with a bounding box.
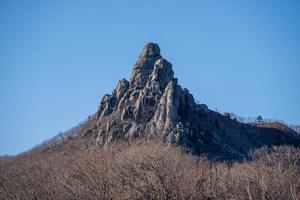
[96,42,193,146]
[93,42,300,160]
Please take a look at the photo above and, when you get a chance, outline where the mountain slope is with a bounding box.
[78,42,300,161]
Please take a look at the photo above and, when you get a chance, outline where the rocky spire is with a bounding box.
[96,42,195,150]
[130,42,163,89]
[139,42,161,58]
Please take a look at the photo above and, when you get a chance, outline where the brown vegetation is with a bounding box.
[1,141,300,200]
[251,121,297,134]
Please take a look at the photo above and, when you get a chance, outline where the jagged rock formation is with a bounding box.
[93,42,300,160]
[96,43,194,145]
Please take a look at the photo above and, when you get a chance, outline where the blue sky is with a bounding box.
[0,0,300,155]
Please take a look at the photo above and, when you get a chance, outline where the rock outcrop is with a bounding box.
[93,42,300,160]
[96,43,194,145]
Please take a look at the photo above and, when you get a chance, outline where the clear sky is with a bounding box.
[1,0,300,155]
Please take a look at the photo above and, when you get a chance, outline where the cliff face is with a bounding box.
[93,42,300,160]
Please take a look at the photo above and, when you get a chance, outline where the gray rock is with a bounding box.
[114,79,129,99]
[96,42,195,149]
[139,42,161,58]
[130,43,162,88]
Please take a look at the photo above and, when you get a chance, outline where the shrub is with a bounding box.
[1,142,299,200]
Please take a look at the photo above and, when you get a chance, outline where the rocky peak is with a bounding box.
[96,42,194,143]
[139,42,161,58]
[93,42,300,161]
[130,43,163,88]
